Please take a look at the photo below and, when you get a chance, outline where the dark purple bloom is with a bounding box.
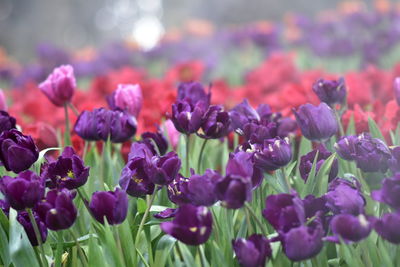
[199,105,231,139]
[226,151,263,189]
[232,234,272,267]
[160,204,212,245]
[74,108,136,143]
[388,146,400,174]
[177,81,211,107]
[254,137,292,172]
[299,145,338,182]
[0,129,39,173]
[141,130,168,156]
[394,77,400,106]
[119,157,155,197]
[334,135,358,160]
[128,142,155,162]
[147,152,181,185]
[171,100,205,134]
[312,77,346,106]
[182,169,221,206]
[0,111,16,134]
[293,103,338,142]
[281,220,324,261]
[154,208,177,219]
[371,173,400,210]
[229,99,263,131]
[328,214,371,243]
[374,212,400,244]
[352,133,391,173]
[89,188,128,225]
[35,189,77,231]
[17,211,48,247]
[0,199,10,216]
[215,173,252,209]
[167,174,190,205]
[325,178,365,215]
[0,171,45,210]
[41,146,89,190]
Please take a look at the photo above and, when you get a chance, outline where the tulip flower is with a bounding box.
[0,89,7,111]
[215,174,252,209]
[374,212,400,244]
[177,81,211,107]
[299,145,338,182]
[0,129,39,173]
[141,130,168,156]
[167,174,190,205]
[119,157,155,197]
[312,77,346,106]
[199,105,231,139]
[147,152,181,185]
[182,169,221,206]
[226,150,263,189]
[254,137,292,172]
[334,135,358,160]
[0,111,16,134]
[371,173,400,210]
[389,147,400,173]
[17,211,48,246]
[232,234,272,267]
[89,188,128,225]
[171,100,205,134]
[39,65,76,107]
[114,84,143,118]
[329,214,371,242]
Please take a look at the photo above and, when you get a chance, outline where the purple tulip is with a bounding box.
[293,103,338,142]
[388,146,400,174]
[182,169,221,206]
[160,204,212,245]
[334,135,358,160]
[128,142,155,162]
[328,214,371,243]
[177,81,211,107]
[232,234,272,267]
[0,129,39,173]
[254,137,292,172]
[0,111,16,134]
[154,208,177,219]
[141,130,168,156]
[280,220,324,261]
[41,146,89,190]
[215,172,252,209]
[73,109,101,141]
[0,89,7,111]
[199,105,231,139]
[39,65,76,107]
[394,77,400,106]
[0,171,44,210]
[226,151,263,189]
[114,84,143,118]
[89,188,128,225]
[17,211,48,247]
[147,152,181,185]
[167,174,190,205]
[374,212,400,244]
[371,173,400,210]
[299,145,338,182]
[312,77,346,106]
[0,199,10,217]
[325,178,365,215]
[171,100,205,134]
[229,99,263,131]
[119,157,155,197]
[35,189,77,231]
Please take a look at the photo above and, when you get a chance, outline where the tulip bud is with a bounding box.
[89,188,128,225]
[232,234,272,267]
[312,77,346,106]
[374,212,400,244]
[114,84,143,118]
[371,173,400,210]
[39,65,76,107]
[329,214,371,243]
[171,100,205,134]
[177,81,211,107]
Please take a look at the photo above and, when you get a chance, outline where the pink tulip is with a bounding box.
[163,119,180,149]
[0,89,7,111]
[395,77,400,106]
[114,84,143,118]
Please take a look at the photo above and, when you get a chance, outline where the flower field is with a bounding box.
[0,2,400,267]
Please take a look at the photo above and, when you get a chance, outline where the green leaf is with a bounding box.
[118,220,135,267]
[368,117,385,142]
[8,208,39,267]
[301,151,319,197]
[316,153,337,195]
[137,198,147,214]
[153,235,176,267]
[346,114,356,136]
[0,221,10,266]
[177,243,196,266]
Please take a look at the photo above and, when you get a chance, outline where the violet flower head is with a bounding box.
[183,169,221,206]
[328,214,371,243]
[371,173,400,210]
[394,77,400,106]
[0,89,7,111]
[299,145,338,182]
[160,204,212,246]
[325,178,365,215]
[154,208,177,219]
[254,137,292,172]
[141,130,168,156]
[114,84,143,118]
[0,199,9,217]
[177,81,211,107]
[128,141,155,162]
[107,109,137,143]
[120,157,154,197]
[312,77,346,106]
[35,189,77,231]
[281,220,324,261]
[39,64,76,107]
[388,146,400,174]
[215,173,252,209]
[167,174,190,205]
[226,150,263,189]
[229,99,262,132]
[232,234,272,267]
[147,152,181,185]
[0,171,45,210]
[293,103,338,142]
[171,100,205,134]
[0,111,16,134]
[73,109,101,141]
[41,146,90,190]
[199,105,231,139]
[374,212,400,244]
[89,188,128,225]
[334,135,358,161]
[17,211,48,247]
[0,129,39,173]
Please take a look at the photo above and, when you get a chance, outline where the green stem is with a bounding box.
[198,245,206,267]
[244,202,268,236]
[67,102,80,116]
[27,209,46,267]
[54,230,63,267]
[135,188,158,246]
[186,134,190,176]
[197,139,208,173]
[64,103,71,147]
[244,207,254,235]
[334,109,345,137]
[69,229,89,267]
[82,141,89,160]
